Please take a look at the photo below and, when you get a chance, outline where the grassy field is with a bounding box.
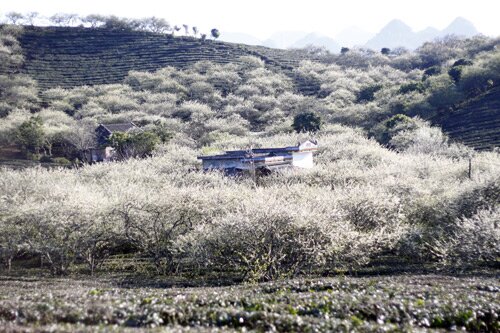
[0,274,498,332]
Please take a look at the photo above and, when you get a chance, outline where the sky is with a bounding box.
[1,0,499,39]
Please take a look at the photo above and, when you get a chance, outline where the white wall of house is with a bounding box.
[89,147,116,162]
[292,151,314,168]
[103,147,116,162]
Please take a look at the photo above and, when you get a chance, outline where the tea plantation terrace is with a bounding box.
[16,26,323,91]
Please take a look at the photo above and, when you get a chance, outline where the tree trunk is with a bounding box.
[88,253,95,276]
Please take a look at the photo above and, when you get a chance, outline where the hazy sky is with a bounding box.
[1,0,499,38]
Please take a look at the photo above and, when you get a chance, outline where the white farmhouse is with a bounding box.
[198,140,318,174]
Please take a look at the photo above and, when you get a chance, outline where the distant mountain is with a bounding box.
[365,19,416,50]
[416,27,440,40]
[220,32,262,46]
[291,33,341,53]
[365,17,480,51]
[262,31,309,49]
[441,17,478,37]
[221,17,480,52]
[335,27,374,47]
[413,27,441,48]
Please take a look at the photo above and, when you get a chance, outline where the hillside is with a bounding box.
[432,86,500,150]
[16,26,318,90]
[4,26,499,152]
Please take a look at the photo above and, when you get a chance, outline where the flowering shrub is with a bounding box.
[1,126,498,277]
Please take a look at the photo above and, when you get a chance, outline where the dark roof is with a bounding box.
[95,122,139,146]
[100,122,137,133]
[225,147,298,155]
[198,140,318,161]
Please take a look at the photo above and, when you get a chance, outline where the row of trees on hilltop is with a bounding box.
[1,12,221,40]
[295,35,498,72]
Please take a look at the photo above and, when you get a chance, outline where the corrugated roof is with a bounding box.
[198,140,318,161]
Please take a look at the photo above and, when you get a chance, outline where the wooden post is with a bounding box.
[250,148,256,186]
[468,158,472,180]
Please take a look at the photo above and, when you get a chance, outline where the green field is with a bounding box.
[0,274,498,332]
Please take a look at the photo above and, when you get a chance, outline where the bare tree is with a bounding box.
[84,14,106,28]
[192,26,199,37]
[65,122,97,162]
[172,25,181,36]
[147,17,171,34]
[183,24,189,35]
[49,14,64,26]
[25,12,39,26]
[50,13,80,26]
[103,16,134,30]
[6,12,24,25]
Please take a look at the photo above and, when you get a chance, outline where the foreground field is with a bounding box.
[0,274,498,332]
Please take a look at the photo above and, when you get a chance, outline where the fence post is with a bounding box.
[468,158,472,180]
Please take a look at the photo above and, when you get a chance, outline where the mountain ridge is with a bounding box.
[365,16,479,50]
[222,17,482,52]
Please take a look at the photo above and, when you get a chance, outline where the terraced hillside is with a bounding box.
[432,86,500,150]
[6,26,500,151]
[14,26,317,90]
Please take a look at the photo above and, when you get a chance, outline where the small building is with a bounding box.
[88,122,137,162]
[197,140,318,174]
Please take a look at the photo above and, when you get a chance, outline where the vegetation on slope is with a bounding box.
[0,275,498,332]
[1,126,498,279]
[1,24,499,152]
[13,26,314,91]
[0,17,498,333]
[431,86,500,150]
[0,23,499,280]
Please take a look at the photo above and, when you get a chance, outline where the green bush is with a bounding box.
[39,155,53,163]
[452,59,473,67]
[448,66,464,83]
[16,116,45,154]
[108,130,160,159]
[399,82,425,94]
[426,74,462,108]
[53,157,71,166]
[372,114,416,144]
[26,152,41,161]
[356,84,382,103]
[423,66,441,78]
[292,112,322,133]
